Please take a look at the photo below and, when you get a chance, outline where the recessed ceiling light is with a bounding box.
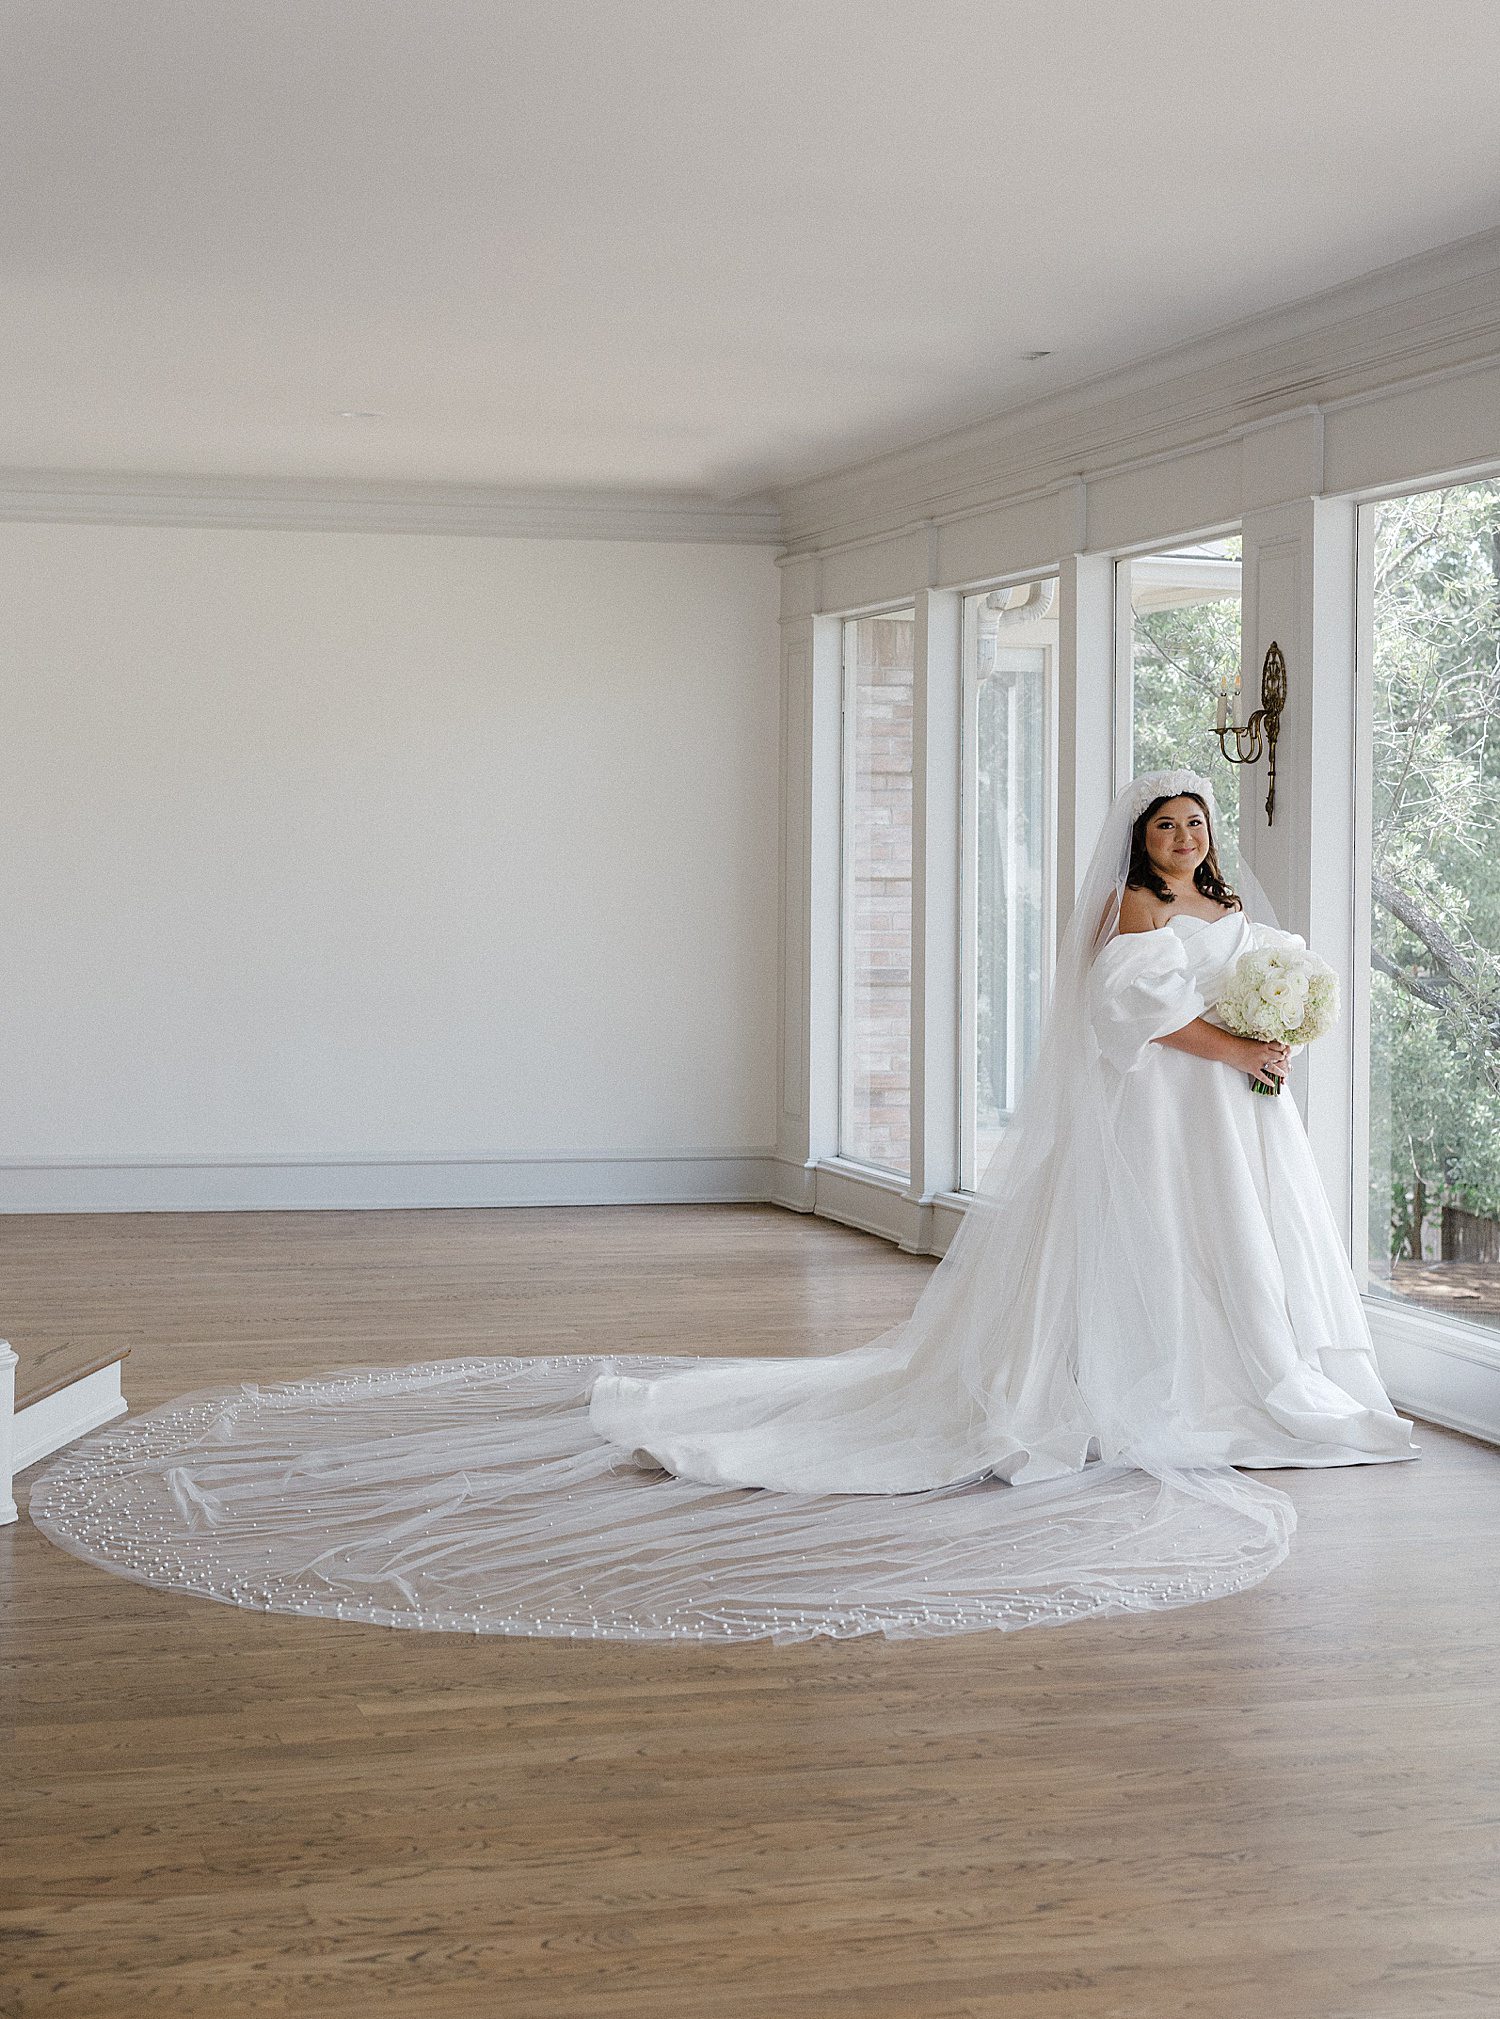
[337,409,385,419]
[1020,351,1052,361]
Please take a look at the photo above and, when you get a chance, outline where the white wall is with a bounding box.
[0,523,781,1207]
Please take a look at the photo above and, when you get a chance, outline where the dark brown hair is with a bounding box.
[1126,791,1241,909]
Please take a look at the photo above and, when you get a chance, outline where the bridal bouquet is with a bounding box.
[1216,943,1340,1095]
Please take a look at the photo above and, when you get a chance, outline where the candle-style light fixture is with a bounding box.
[1214,640,1287,826]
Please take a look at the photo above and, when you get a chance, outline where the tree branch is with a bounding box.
[1373,498,1449,594]
[1134,629,1225,693]
[1370,945,1453,1012]
[1371,869,1480,992]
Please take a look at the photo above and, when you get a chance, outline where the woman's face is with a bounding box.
[1144,796,1210,880]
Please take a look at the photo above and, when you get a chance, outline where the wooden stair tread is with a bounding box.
[14,1339,132,1412]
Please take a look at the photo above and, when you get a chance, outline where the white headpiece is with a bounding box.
[1128,768,1215,821]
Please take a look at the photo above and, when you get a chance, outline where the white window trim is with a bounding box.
[955,580,1059,1195]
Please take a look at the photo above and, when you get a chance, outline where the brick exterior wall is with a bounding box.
[844,616,913,1174]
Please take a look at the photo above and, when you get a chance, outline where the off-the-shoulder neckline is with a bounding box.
[1110,910,1241,943]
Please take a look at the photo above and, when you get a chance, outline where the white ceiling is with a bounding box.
[5,0,1500,503]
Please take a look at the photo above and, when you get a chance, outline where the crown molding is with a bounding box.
[8,227,1499,558]
[774,223,1500,553]
[0,468,784,545]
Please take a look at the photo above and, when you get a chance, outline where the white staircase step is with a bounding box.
[1,1338,130,1524]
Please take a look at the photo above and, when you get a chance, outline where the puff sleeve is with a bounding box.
[1088,930,1208,1074]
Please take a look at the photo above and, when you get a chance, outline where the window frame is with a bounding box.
[956,576,1059,1194]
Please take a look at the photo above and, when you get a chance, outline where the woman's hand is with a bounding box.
[1237,1035,1290,1088]
[1153,1020,1291,1086]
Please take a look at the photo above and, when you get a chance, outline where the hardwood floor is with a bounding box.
[4,1204,1497,2019]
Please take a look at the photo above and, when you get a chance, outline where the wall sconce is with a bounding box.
[1214,641,1287,826]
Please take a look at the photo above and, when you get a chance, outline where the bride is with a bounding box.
[588,764,1418,1496]
[30,768,1418,1643]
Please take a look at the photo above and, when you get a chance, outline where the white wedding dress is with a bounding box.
[588,906,1416,1491]
[29,770,1417,1642]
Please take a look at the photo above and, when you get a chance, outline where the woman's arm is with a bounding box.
[1156,1018,1289,1086]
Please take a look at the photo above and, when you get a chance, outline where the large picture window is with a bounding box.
[839,609,915,1175]
[1118,537,1242,846]
[1362,479,1500,1335]
[958,580,1054,1190]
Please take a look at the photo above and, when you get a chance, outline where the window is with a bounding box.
[839,609,915,1175]
[1118,537,1242,849]
[1362,479,1500,1336]
[958,580,1055,1189]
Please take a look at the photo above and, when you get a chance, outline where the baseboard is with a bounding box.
[1365,1298,1500,1448]
[809,1160,922,1250]
[767,1158,818,1212]
[0,1151,782,1214]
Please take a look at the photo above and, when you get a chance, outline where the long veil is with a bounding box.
[29,770,1301,1642]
